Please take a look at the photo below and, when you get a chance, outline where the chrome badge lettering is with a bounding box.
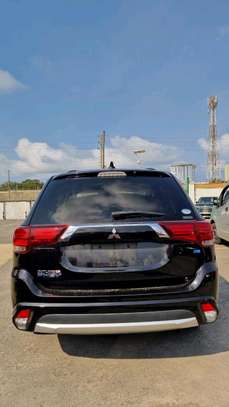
[37,270,62,278]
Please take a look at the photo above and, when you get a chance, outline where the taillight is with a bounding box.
[201,303,217,323]
[159,221,214,247]
[14,309,32,330]
[13,225,68,253]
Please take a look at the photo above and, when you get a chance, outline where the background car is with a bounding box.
[195,196,218,219]
[211,183,229,243]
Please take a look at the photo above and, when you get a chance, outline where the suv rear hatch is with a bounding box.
[14,170,212,296]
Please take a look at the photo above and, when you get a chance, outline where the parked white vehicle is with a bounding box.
[211,183,229,243]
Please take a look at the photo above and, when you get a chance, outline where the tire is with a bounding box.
[212,222,222,244]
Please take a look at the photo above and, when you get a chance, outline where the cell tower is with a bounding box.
[98,130,106,168]
[208,96,219,181]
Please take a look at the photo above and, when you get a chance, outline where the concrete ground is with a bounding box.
[0,220,21,244]
[0,220,19,267]
[0,221,229,406]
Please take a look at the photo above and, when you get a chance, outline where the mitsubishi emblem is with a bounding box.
[108,227,121,240]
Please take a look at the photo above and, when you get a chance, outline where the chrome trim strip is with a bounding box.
[60,222,169,240]
[34,317,198,334]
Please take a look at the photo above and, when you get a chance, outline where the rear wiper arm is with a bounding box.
[112,211,165,220]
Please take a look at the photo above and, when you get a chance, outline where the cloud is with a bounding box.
[198,133,229,172]
[0,69,27,94]
[0,153,12,175]
[12,138,98,174]
[109,136,179,166]
[219,133,229,155]
[198,133,229,157]
[198,137,209,152]
[0,136,181,178]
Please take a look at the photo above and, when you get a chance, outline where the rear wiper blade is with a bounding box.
[112,211,165,220]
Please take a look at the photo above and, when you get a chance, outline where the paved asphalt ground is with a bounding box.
[0,221,229,407]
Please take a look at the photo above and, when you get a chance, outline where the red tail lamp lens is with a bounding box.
[159,221,213,246]
[16,309,31,319]
[13,225,68,253]
[14,309,32,330]
[201,303,216,312]
[200,303,217,323]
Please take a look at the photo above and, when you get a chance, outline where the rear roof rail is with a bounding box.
[53,168,171,180]
[97,170,127,177]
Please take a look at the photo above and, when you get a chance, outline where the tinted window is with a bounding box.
[197,197,215,204]
[222,188,229,204]
[31,175,196,225]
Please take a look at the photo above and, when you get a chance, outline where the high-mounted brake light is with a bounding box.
[97,171,127,177]
[13,225,68,254]
[159,221,214,247]
[14,309,32,330]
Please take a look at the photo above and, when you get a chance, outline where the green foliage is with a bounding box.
[0,179,44,191]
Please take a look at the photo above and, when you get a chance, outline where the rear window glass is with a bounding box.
[30,176,196,224]
[197,197,215,204]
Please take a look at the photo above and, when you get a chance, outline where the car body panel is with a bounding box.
[12,168,219,333]
[211,184,229,242]
[195,196,217,219]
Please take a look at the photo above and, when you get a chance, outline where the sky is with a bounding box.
[1,0,229,181]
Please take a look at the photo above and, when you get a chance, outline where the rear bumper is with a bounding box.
[34,310,198,334]
[12,261,219,334]
[12,293,219,333]
[200,214,211,220]
[195,207,212,219]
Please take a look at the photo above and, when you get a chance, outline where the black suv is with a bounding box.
[12,168,219,334]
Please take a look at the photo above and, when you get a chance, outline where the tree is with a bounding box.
[0,179,44,191]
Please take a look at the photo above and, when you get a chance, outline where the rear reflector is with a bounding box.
[201,303,217,323]
[201,303,215,312]
[14,309,32,330]
[13,225,68,253]
[159,221,214,247]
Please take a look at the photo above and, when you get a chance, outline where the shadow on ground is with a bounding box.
[58,276,229,359]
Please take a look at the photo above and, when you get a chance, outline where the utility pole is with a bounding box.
[208,96,219,181]
[8,169,11,200]
[98,130,106,168]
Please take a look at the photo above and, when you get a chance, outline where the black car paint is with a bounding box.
[11,168,219,332]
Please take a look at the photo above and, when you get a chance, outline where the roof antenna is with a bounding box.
[109,161,115,169]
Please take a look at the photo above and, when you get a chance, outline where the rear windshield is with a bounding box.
[197,197,215,204]
[30,175,196,225]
